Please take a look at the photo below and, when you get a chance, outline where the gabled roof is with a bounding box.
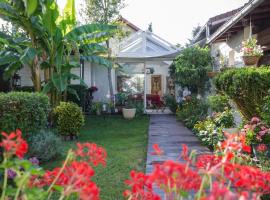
[116,30,180,62]
[193,0,270,45]
[118,17,141,32]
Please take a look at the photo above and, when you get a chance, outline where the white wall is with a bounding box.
[211,26,255,70]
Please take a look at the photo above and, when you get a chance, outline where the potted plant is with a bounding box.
[242,37,263,66]
[91,101,102,115]
[122,99,136,119]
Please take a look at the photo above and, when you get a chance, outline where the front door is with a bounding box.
[151,75,162,95]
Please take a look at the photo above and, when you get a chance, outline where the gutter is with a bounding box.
[206,0,265,44]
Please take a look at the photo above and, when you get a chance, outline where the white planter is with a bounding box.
[122,108,136,119]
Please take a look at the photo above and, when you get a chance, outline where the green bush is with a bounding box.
[53,102,85,137]
[67,84,88,107]
[261,96,270,126]
[213,109,235,128]
[176,97,208,129]
[0,92,50,135]
[28,130,63,162]
[214,67,270,120]
[194,118,224,149]
[170,46,212,95]
[164,95,178,113]
[208,94,230,112]
[15,86,35,92]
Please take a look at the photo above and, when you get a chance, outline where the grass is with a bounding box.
[43,115,149,200]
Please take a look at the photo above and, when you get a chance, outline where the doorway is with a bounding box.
[151,75,162,95]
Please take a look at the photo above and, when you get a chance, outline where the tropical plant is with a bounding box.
[81,0,126,105]
[0,0,117,106]
[170,46,212,96]
[242,37,263,57]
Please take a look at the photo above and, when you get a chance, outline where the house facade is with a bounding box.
[193,0,270,70]
[15,18,179,107]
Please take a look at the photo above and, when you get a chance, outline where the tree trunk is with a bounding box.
[106,40,114,105]
[31,56,41,92]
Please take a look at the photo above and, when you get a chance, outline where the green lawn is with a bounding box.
[43,115,149,200]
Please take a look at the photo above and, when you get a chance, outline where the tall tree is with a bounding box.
[81,0,125,104]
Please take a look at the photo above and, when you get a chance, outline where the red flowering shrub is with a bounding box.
[0,130,106,200]
[1,129,270,200]
[124,133,270,200]
[0,129,28,158]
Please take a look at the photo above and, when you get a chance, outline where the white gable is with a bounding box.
[116,31,180,60]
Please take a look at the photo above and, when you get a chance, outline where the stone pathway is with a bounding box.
[145,115,210,198]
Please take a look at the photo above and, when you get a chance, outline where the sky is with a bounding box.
[1,0,249,46]
[58,0,249,45]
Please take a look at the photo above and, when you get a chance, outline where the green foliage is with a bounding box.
[164,95,178,113]
[176,97,208,129]
[53,102,85,136]
[28,130,63,162]
[67,84,88,107]
[214,67,270,120]
[81,0,125,24]
[134,101,144,117]
[0,92,50,134]
[208,94,230,112]
[171,46,212,94]
[91,101,102,114]
[15,86,35,92]
[261,96,270,126]
[194,118,224,149]
[213,109,235,128]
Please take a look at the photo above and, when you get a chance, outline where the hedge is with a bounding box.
[214,67,270,120]
[0,92,50,135]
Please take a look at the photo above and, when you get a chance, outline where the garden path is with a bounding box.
[146,115,210,198]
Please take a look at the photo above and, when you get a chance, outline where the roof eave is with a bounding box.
[206,0,265,44]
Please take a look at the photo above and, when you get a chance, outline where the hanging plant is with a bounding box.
[242,37,263,66]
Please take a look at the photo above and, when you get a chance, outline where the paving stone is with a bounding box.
[145,114,211,199]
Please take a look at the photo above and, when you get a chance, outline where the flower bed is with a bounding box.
[1,123,270,199]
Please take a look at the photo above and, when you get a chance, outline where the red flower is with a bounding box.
[150,160,201,193]
[256,144,267,152]
[75,143,107,167]
[124,170,161,200]
[33,161,100,200]
[0,129,28,158]
[151,144,164,156]
[180,144,189,161]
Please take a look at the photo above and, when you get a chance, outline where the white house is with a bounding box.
[16,18,180,110]
[193,0,270,70]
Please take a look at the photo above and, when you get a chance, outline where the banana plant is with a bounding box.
[0,0,117,106]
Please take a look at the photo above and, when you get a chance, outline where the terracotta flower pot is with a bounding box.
[122,108,136,119]
[207,71,218,78]
[242,56,261,66]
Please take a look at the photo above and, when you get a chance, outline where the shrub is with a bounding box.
[214,67,270,120]
[67,84,88,107]
[170,46,212,95]
[261,96,270,126]
[208,94,230,112]
[213,109,235,128]
[164,95,178,113]
[194,118,224,149]
[53,102,85,137]
[0,92,50,135]
[28,130,63,162]
[176,97,208,129]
